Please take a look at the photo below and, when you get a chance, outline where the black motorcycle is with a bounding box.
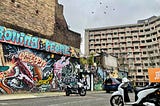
[65,81,86,96]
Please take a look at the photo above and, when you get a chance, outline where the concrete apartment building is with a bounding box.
[85,16,160,86]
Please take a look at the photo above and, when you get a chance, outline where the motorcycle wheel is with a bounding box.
[79,88,86,96]
[65,90,70,96]
[110,95,124,106]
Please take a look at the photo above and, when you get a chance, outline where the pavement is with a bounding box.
[0,91,105,101]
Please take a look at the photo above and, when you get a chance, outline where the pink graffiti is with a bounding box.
[53,56,70,79]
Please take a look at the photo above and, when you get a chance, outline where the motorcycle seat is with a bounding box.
[134,86,155,93]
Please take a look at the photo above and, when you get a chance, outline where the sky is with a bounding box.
[58,0,160,54]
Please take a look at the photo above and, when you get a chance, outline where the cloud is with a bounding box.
[58,0,160,54]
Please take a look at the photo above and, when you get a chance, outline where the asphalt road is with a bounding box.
[0,92,135,106]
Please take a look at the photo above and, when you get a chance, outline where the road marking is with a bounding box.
[48,98,104,106]
[0,103,9,105]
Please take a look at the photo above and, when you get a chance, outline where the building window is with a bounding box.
[138,69,141,72]
[36,10,39,14]
[135,46,138,49]
[145,63,148,66]
[140,30,143,32]
[141,40,145,43]
[11,0,15,3]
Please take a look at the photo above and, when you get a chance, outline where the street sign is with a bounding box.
[148,68,160,82]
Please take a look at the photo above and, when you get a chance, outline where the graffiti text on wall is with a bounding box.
[0,26,71,56]
[19,51,47,67]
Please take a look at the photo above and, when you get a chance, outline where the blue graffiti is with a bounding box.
[0,26,39,49]
[45,40,70,55]
[0,26,72,56]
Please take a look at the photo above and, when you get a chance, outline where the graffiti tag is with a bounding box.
[0,26,77,56]
[37,74,53,85]
[19,51,47,67]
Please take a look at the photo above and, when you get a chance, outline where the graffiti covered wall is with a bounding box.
[0,26,80,94]
[0,44,80,94]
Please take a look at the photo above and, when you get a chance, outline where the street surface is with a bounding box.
[0,91,134,106]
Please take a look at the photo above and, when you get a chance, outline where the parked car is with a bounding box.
[103,78,121,93]
[103,78,133,93]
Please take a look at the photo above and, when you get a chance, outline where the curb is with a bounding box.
[0,91,105,101]
[0,92,65,101]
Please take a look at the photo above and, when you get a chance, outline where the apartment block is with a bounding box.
[85,16,160,86]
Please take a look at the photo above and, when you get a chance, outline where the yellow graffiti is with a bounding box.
[37,74,53,85]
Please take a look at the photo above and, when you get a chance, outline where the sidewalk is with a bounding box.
[0,91,105,101]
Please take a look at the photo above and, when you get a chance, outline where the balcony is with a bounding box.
[119,39,126,42]
[133,43,140,46]
[125,34,132,37]
[106,40,113,43]
[126,38,132,41]
[113,45,120,48]
[89,46,95,49]
[101,45,106,49]
[113,39,119,43]
[113,35,119,38]
[132,38,140,41]
[101,40,107,43]
[114,50,120,53]
[118,29,125,32]
[108,49,113,53]
[94,36,100,39]
[89,36,94,39]
[140,37,146,40]
[100,36,106,39]
[134,60,142,64]
[106,30,112,33]
[133,49,140,52]
[107,45,113,48]
[141,54,148,57]
[126,43,133,47]
[131,27,138,30]
[139,32,145,35]
[94,41,101,44]
[136,72,145,76]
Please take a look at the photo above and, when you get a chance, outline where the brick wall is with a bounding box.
[0,0,55,36]
[0,0,81,49]
[53,3,81,48]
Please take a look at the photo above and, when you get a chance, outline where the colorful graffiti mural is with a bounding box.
[0,25,81,94]
[0,43,80,94]
[94,67,105,91]
[0,26,80,57]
